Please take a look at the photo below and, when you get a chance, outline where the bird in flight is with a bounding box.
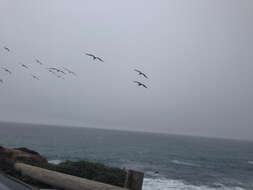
[31,75,39,80]
[3,46,10,52]
[85,53,104,62]
[134,69,148,79]
[35,59,43,65]
[133,81,148,88]
[21,64,29,69]
[62,67,77,76]
[1,67,11,74]
[47,67,66,75]
[47,69,60,78]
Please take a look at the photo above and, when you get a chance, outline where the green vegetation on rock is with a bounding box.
[31,160,127,187]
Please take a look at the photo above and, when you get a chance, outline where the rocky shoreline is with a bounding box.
[0,146,126,189]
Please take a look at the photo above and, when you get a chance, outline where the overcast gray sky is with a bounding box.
[0,0,253,140]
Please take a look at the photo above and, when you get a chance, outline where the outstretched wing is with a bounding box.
[32,75,39,80]
[135,69,148,79]
[86,53,95,57]
[134,69,141,74]
[62,67,76,76]
[96,57,104,62]
[141,83,148,88]
[35,59,43,65]
[133,81,142,86]
[22,64,28,69]
[48,67,58,71]
[2,67,11,74]
[142,73,148,79]
[59,70,66,75]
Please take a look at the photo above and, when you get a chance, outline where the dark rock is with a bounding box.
[14,147,39,155]
[0,146,47,174]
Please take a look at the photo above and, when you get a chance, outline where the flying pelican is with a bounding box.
[3,46,10,52]
[46,69,60,78]
[47,67,66,75]
[62,67,77,76]
[21,64,29,69]
[35,59,43,65]
[1,67,11,74]
[85,53,104,62]
[134,69,148,79]
[133,81,148,88]
[31,75,39,80]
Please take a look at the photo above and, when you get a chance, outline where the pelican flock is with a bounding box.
[1,46,150,89]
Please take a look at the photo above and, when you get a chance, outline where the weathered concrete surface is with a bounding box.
[15,163,129,190]
[0,173,31,190]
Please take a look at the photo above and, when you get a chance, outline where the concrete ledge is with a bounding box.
[15,163,129,190]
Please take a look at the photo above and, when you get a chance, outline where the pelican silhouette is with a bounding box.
[35,59,43,65]
[3,46,10,52]
[47,68,66,75]
[133,81,148,88]
[21,64,29,69]
[31,75,39,80]
[47,69,60,78]
[134,69,148,79]
[62,67,77,76]
[1,67,11,74]
[85,53,104,62]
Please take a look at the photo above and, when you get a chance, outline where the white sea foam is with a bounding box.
[171,159,199,167]
[48,159,63,165]
[145,171,161,177]
[142,178,246,190]
[248,161,253,165]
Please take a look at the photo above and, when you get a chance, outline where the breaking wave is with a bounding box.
[48,159,63,165]
[142,178,246,190]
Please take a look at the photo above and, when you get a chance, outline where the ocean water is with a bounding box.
[0,122,253,190]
